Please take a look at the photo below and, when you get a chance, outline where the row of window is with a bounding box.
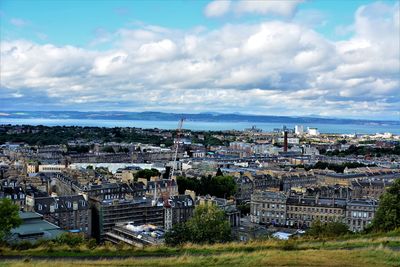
[37,200,86,210]
[288,206,344,214]
[349,211,371,218]
[261,203,285,209]
[287,213,341,221]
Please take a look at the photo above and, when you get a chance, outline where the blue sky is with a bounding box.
[1,0,374,46]
[0,0,399,120]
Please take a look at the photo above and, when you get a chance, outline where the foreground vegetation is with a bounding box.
[0,230,399,266]
[1,248,399,267]
[323,144,400,157]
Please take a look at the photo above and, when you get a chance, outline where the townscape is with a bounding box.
[1,0,399,265]
[1,123,399,246]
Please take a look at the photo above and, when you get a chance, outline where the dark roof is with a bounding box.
[34,195,88,214]
[287,196,347,208]
[9,212,65,242]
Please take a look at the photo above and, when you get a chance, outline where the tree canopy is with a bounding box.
[306,220,349,238]
[177,175,237,198]
[370,179,400,232]
[165,204,232,246]
[134,168,160,181]
[0,198,22,242]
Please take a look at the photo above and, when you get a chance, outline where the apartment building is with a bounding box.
[346,199,378,232]
[286,196,347,228]
[28,195,91,235]
[250,191,287,225]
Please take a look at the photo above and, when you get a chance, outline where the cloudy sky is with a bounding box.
[0,0,399,120]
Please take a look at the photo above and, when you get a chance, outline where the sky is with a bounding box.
[0,0,399,120]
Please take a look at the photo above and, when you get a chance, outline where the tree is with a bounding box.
[371,179,400,232]
[216,168,223,177]
[306,220,349,238]
[165,204,232,246]
[102,146,115,153]
[187,204,232,244]
[0,198,22,241]
[211,175,237,198]
[237,203,250,217]
[176,175,237,199]
[164,223,190,246]
[134,168,160,181]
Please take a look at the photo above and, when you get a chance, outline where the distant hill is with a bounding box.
[0,111,398,126]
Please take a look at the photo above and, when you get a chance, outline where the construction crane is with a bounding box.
[169,118,184,180]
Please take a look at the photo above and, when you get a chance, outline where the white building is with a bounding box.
[307,127,320,136]
[303,145,320,156]
[295,125,304,135]
[38,165,66,173]
[277,137,300,144]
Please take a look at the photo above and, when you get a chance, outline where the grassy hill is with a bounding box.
[1,230,399,267]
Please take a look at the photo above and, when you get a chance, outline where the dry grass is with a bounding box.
[1,248,399,267]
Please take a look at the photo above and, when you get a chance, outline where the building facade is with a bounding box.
[250,191,287,225]
[346,199,378,232]
[90,197,164,241]
[28,195,91,236]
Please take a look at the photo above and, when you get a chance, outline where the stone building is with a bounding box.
[250,190,287,225]
[351,179,392,199]
[346,199,378,232]
[163,195,194,230]
[28,195,91,236]
[285,196,347,228]
[235,175,253,203]
[90,197,164,241]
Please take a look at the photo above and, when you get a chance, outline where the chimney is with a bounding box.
[283,131,288,152]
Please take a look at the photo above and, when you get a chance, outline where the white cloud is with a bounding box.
[204,0,303,18]
[137,39,177,62]
[234,0,303,17]
[10,18,29,27]
[0,2,398,119]
[204,0,231,17]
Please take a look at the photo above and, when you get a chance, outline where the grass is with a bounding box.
[1,248,399,267]
[0,230,399,266]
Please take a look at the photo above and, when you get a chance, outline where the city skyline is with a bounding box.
[1,0,399,120]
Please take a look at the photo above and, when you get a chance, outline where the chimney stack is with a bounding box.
[283,131,288,152]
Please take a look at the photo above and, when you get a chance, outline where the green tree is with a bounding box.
[134,168,160,181]
[165,204,232,246]
[187,204,232,244]
[164,223,190,246]
[371,179,400,232]
[211,175,237,198]
[306,220,349,238]
[176,175,236,198]
[0,198,22,241]
[102,146,115,153]
[237,203,250,217]
[216,168,223,177]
